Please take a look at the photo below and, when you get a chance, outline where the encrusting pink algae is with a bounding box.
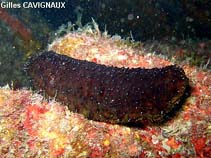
[0,29,211,157]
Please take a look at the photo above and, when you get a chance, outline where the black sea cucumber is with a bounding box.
[26,51,189,126]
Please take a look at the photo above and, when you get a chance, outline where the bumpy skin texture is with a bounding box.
[26,51,189,125]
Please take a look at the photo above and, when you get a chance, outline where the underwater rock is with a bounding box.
[26,51,189,126]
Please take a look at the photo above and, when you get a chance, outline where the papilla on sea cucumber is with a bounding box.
[26,51,190,126]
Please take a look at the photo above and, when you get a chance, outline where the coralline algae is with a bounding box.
[26,50,189,126]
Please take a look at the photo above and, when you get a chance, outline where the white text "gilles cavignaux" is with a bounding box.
[0,2,66,9]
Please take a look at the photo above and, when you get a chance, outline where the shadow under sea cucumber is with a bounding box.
[26,51,190,126]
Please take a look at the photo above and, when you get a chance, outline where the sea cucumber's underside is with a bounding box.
[26,51,189,126]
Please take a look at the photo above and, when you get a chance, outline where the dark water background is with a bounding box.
[18,0,211,40]
[0,0,211,87]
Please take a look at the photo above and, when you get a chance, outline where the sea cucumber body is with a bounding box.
[27,51,189,125]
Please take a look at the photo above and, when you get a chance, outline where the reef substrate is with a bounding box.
[1,31,210,157]
[0,63,210,157]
